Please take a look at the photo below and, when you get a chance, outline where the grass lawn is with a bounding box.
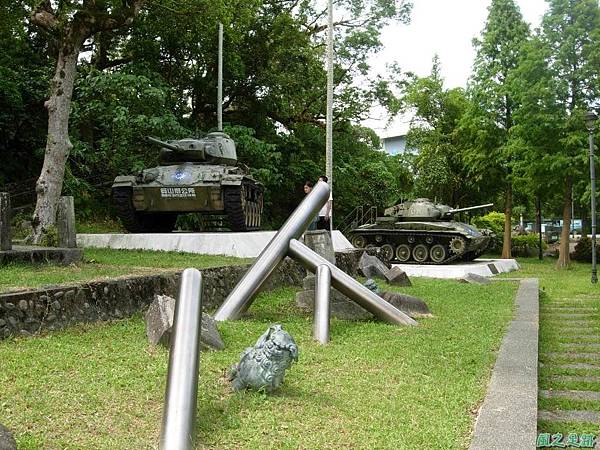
[0,277,517,449]
[0,248,251,293]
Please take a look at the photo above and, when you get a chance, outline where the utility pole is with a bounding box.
[217,22,223,132]
[326,0,334,231]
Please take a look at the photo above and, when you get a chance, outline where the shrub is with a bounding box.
[511,234,546,257]
[572,237,600,262]
[472,211,505,252]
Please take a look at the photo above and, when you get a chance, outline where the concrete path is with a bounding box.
[469,278,539,450]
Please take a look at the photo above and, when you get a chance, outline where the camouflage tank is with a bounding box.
[111,133,264,232]
[349,199,494,264]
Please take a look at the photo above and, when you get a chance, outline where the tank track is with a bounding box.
[112,187,177,233]
[223,181,263,232]
[351,231,477,265]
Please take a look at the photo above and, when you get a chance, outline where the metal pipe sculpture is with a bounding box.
[289,239,417,326]
[159,269,203,450]
[214,181,331,321]
[314,265,331,344]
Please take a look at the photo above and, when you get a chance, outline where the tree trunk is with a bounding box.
[556,176,572,269]
[31,45,80,243]
[501,184,512,259]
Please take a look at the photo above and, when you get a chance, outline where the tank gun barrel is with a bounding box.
[146,136,183,152]
[448,203,494,214]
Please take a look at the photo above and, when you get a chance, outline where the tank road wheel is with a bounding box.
[412,244,429,263]
[429,244,447,264]
[380,244,394,262]
[112,187,177,233]
[351,234,367,248]
[395,244,411,262]
[224,184,263,232]
[113,187,142,232]
[449,237,467,255]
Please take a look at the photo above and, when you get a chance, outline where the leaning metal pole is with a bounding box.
[214,181,330,321]
[289,239,417,326]
[314,265,331,344]
[590,126,597,284]
[159,269,203,450]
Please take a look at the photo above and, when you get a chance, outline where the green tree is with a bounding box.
[536,0,600,268]
[461,0,530,258]
[29,0,146,243]
[401,57,482,206]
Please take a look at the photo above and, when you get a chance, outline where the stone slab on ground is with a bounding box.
[549,375,600,383]
[469,278,538,450]
[560,343,600,349]
[0,245,83,266]
[394,258,519,279]
[544,352,600,360]
[538,410,600,424]
[539,389,600,401]
[459,273,491,285]
[145,294,224,351]
[551,363,600,371]
[358,252,389,279]
[384,266,412,286]
[0,423,16,450]
[77,231,354,258]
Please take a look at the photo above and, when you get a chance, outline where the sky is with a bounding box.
[365,0,549,136]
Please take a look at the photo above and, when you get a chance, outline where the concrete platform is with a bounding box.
[392,258,520,279]
[0,245,83,266]
[77,231,353,259]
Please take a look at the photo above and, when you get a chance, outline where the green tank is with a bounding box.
[111,133,264,232]
[349,198,494,264]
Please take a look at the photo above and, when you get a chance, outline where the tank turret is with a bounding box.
[146,132,238,166]
[349,199,494,264]
[383,198,494,221]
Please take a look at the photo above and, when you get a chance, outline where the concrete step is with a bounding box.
[543,352,600,361]
[545,363,600,371]
[558,335,600,342]
[543,313,599,319]
[548,375,600,383]
[559,343,600,350]
[538,409,600,423]
[540,389,600,401]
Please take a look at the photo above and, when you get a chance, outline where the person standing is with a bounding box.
[316,175,332,231]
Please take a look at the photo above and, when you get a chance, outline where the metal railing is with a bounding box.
[340,205,378,235]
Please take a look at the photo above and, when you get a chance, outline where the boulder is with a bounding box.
[358,252,390,279]
[384,266,412,287]
[145,294,174,347]
[0,423,16,450]
[380,291,432,318]
[459,273,491,285]
[144,294,224,351]
[296,289,371,320]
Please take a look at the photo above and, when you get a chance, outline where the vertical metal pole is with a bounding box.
[537,195,542,261]
[571,186,575,238]
[314,265,331,344]
[214,181,330,321]
[289,239,417,326]
[590,129,597,284]
[159,269,203,450]
[326,0,334,232]
[217,22,223,132]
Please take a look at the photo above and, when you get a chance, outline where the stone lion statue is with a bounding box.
[229,324,298,392]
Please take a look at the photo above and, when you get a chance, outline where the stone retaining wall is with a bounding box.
[0,250,366,340]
